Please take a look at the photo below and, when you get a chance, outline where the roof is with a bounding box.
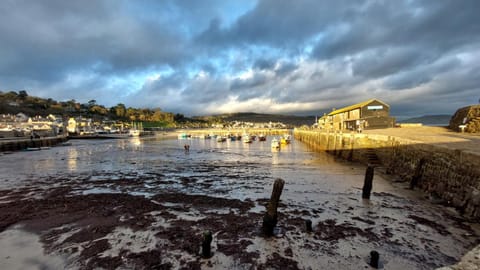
[328,99,389,116]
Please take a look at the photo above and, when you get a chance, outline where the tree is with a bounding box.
[111,103,126,118]
[18,90,28,100]
[88,99,97,107]
[174,113,185,122]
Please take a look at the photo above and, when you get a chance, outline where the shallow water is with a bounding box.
[0,135,478,269]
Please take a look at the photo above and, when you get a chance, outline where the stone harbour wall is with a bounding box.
[0,135,68,152]
[294,129,480,220]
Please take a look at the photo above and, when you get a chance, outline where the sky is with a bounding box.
[0,0,479,118]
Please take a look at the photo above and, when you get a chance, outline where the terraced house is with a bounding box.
[319,99,395,131]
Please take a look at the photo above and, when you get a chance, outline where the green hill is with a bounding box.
[194,112,316,126]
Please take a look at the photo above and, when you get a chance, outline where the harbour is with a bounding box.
[0,132,478,269]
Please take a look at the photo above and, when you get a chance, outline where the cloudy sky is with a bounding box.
[1,0,479,118]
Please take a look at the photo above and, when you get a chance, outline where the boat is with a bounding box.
[216,136,227,142]
[196,134,210,139]
[271,138,280,149]
[280,135,291,144]
[129,122,143,137]
[178,133,188,139]
[129,129,141,137]
[258,134,267,141]
[243,135,252,143]
[26,147,41,151]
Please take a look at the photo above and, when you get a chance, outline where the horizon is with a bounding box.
[1,1,479,118]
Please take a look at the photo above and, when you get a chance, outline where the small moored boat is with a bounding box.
[271,138,280,149]
[243,135,252,143]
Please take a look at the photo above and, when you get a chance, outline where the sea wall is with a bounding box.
[294,129,480,220]
[0,135,68,152]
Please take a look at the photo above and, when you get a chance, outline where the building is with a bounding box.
[320,99,395,131]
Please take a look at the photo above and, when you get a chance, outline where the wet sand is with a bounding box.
[0,136,478,269]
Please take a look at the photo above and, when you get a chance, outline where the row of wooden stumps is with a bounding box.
[362,165,381,268]
[201,175,381,268]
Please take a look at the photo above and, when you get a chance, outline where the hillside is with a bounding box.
[194,112,316,126]
[397,114,451,126]
[0,90,174,124]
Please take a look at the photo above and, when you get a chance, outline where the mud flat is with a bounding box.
[0,137,479,269]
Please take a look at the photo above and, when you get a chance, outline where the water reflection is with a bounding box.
[130,137,142,147]
[67,147,78,171]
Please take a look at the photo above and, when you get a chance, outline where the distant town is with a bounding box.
[0,90,297,138]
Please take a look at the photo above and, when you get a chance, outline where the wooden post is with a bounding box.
[262,178,285,236]
[362,165,374,199]
[201,230,213,258]
[305,219,313,233]
[369,250,379,268]
[410,158,426,190]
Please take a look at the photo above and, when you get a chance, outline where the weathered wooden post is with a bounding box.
[369,250,380,268]
[262,178,285,236]
[362,165,374,199]
[305,219,313,233]
[201,230,213,258]
[410,158,426,190]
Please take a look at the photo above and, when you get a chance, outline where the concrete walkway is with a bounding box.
[362,126,480,155]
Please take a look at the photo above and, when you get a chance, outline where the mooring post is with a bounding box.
[410,158,426,190]
[369,250,380,268]
[305,219,313,233]
[201,230,213,258]
[362,165,374,199]
[262,178,285,236]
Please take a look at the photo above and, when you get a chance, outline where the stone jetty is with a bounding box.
[0,135,68,152]
[294,127,480,220]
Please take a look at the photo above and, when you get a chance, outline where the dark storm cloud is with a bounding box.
[351,47,435,79]
[230,73,268,91]
[0,0,187,84]
[196,0,351,49]
[274,61,298,77]
[384,56,461,90]
[312,0,480,60]
[253,58,275,70]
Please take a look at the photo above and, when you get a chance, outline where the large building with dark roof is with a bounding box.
[319,99,395,131]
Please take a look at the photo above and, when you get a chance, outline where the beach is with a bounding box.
[0,134,478,269]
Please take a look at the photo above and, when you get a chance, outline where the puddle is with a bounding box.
[0,226,69,270]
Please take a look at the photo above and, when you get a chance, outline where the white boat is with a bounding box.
[216,136,227,142]
[280,135,291,144]
[129,129,141,137]
[271,138,280,149]
[243,135,252,143]
[129,122,143,137]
